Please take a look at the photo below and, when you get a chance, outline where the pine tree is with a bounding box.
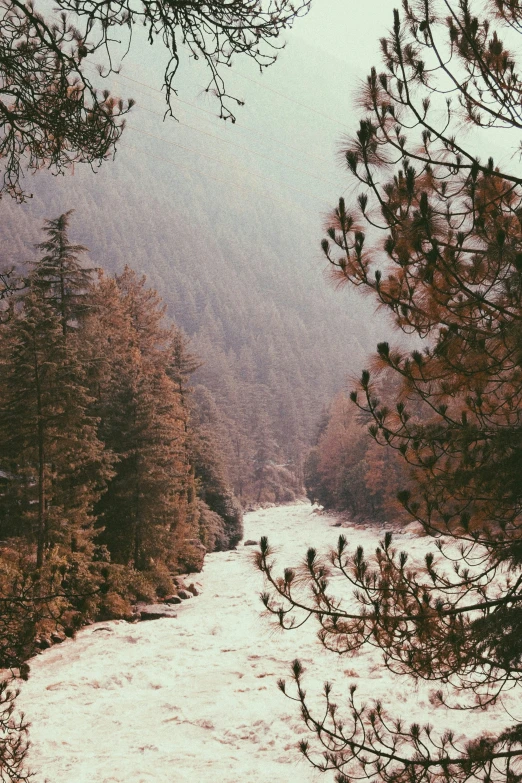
[259,3,522,781]
[191,385,243,550]
[30,210,92,336]
[308,392,373,516]
[0,290,110,567]
[88,270,193,571]
[0,678,30,782]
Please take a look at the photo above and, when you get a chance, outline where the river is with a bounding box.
[17,503,513,783]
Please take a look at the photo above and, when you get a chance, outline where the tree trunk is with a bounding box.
[33,338,46,570]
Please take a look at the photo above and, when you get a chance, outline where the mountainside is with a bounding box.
[0,36,385,500]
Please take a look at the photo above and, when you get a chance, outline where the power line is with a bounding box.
[228,70,346,128]
[116,59,345,130]
[93,66,344,195]
[83,61,343,208]
[90,63,334,166]
[126,109,340,189]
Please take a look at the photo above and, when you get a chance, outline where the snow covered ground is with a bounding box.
[18,504,517,783]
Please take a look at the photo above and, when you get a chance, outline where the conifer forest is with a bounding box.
[1,1,522,781]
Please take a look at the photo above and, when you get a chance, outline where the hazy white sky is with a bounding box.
[90,0,520,213]
[131,0,394,92]
[291,0,394,68]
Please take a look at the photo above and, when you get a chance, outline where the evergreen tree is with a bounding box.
[191,385,243,550]
[30,210,92,336]
[0,290,110,567]
[305,388,409,520]
[259,3,522,781]
[88,270,195,571]
[0,678,30,782]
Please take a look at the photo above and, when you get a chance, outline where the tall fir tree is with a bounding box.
[87,270,197,571]
[30,211,92,337]
[0,290,111,567]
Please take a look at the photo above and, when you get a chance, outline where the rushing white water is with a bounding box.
[17,504,516,783]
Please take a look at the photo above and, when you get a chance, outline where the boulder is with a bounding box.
[36,637,52,650]
[243,539,258,546]
[19,663,30,681]
[187,583,199,596]
[140,604,178,621]
[165,595,182,605]
[10,664,30,681]
[177,589,192,600]
[50,632,64,644]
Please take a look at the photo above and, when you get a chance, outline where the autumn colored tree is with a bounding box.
[259,3,522,782]
[85,268,204,572]
[305,383,410,521]
[86,273,168,567]
[190,385,243,551]
[305,392,373,516]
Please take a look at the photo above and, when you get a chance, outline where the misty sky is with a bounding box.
[291,0,392,68]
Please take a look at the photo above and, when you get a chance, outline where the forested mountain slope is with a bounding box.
[0,37,383,501]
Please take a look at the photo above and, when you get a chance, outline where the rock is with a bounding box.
[332,521,342,527]
[403,520,426,536]
[36,637,52,650]
[19,663,30,681]
[243,539,258,546]
[140,604,178,621]
[177,589,192,600]
[164,595,182,605]
[50,632,64,645]
[10,664,30,681]
[187,583,199,596]
[140,611,174,621]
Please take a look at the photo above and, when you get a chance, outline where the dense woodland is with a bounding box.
[0,153,378,507]
[304,387,409,523]
[0,212,243,672]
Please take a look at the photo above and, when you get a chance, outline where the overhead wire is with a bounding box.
[86,61,334,166]
[116,57,345,131]
[229,69,346,128]
[82,59,344,208]
[125,109,341,189]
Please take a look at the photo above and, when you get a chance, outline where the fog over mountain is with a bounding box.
[0,24,391,499]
